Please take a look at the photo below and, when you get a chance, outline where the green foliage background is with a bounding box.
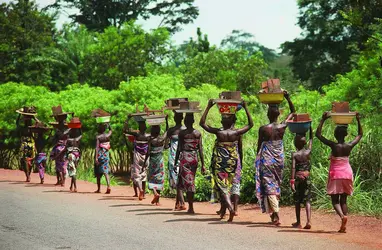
[1,0,382,217]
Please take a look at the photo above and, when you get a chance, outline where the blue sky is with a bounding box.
[4,0,302,50]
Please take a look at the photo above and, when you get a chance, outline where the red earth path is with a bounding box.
[1,168,381,249]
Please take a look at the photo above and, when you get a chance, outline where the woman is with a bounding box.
[50,110,70,186]
[124,115,150,200]
[32,122,51,184]
[316,111,362,233]
[16,110,36,182]
[200,100,253,222]
[175,113,205,214]
[255,91,294,226]
[66,125,82,192]
[94,123,112,194]
[144,116,168,205]
[166,112,186,210]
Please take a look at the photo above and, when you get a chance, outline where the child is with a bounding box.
[316,112,362,233]
[290,127,313,229]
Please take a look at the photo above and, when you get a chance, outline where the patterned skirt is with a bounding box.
[148,146,164,191]
[212,142,239,196]
[131,143,148,184]
[255,140,284,213]
[178,151,198,193]
[96,147,110,175]
[67,148,81,177]
[168,137,179,189]
[35,153,47,179]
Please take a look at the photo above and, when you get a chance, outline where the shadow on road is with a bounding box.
[277,229,338,234]
[43,190,70,193]
[165,217,221,223]
[247,222,292,229]
[98,197,137,201]
[127,208,173,212]
[209,221,253,226]
[109,204,153,207]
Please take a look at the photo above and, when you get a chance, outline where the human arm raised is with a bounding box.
[349,112,363,148]
[315,112,335,147]
[235,101,254,135]
[199,99,219,134]
[308,126,313,151]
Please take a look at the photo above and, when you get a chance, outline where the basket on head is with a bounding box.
[51,105,72,117]
[258,79,284,104]
[16,106,37,117]
[29,121,50,133]
[142,114,166,126]
[164,98,189,110]
[287,113,312,134]
[174,101,202,113]
[68,117,82,129]
[92,109,111,124]
[214,91,242,115]
[329,102,355,125]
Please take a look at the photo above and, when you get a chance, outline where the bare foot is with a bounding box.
[55,182,60,186]
[133,194,138,197]
[105,188,111,194]
[292,222,302,228]
[187,209,195,214]
[179,205,187,211]
[155,202,161,206]
[273,220,281,226]
[70,187,73,192]
[234,212,239,216]
[303,223,311,229]
[227,211,235,222]
[40,179,44,184]
[94,190,101,193]
[138,191,144,201]
[339,216,347,233]
[73,189,77,193]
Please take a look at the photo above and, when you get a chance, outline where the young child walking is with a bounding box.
[290,127,313,229]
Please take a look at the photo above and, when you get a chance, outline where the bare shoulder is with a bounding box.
[193,129,201,137]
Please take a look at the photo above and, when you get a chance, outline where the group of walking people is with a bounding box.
[16,88,363,233]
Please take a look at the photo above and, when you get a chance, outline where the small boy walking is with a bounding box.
[290,127,313,229]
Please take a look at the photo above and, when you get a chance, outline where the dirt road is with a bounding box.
[0,169,381,250]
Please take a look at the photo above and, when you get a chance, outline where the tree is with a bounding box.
[281,0,382,90]
[180,49,267,94]
[221,30,278,63]
[49,0,199,33]
[0,0,57,87]
[80,22,170,89]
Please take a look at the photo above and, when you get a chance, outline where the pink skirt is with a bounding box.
[327,179,353,195]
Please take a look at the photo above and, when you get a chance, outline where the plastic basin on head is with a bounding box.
[146,117,165,126]
[287,120,312,134]
[126,134,135,143]
[330,112,355,125]
[217,102,239,114]
[96,116,111,124]
[258,93,284,104]
[68,123,82,129]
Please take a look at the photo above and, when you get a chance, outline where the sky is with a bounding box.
[3,0,302,51]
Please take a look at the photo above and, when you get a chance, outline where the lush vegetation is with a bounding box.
[1,0,381,217]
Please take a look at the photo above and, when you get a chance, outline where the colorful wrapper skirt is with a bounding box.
[67,147,81,177]
[168,136,179,189]
[50,142,67,174]
[327,156,353,195]
[96,147,110,175]
[178,139,200,193]
[148,146,165,191]
[36,153,47,179]
[20,137,36,174]
[255,140,284,213]
[211,142,240,196]
[131,142,148,184]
